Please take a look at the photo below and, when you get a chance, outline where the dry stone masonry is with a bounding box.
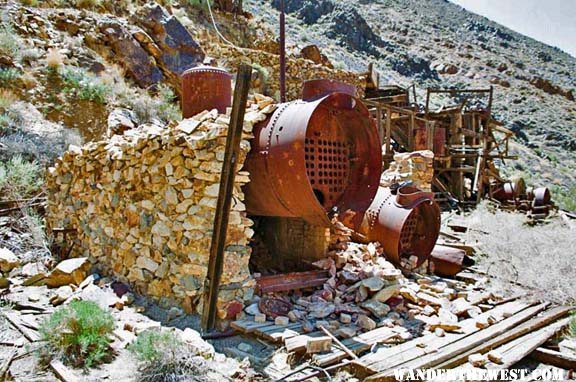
[380,150,435,191]
[46,95,277,316]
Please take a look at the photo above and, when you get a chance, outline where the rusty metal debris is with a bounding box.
[244,91,381,228]
[356,185,441,269]
[258,297,292,318]
[429,244,468,277]
[181,65,232,118]
[255,270,330,294]
[302,79,356,101]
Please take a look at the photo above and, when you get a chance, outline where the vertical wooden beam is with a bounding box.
[279,0,286,102]
[408,114,415,151]
[376,106,383,144]
[201,63,252,333]
[385,108,391,155]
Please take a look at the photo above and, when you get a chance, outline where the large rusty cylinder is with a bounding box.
[181,66,232,118]
[302,79,357,101]
[357,185,441,268]
[243,92,382,228]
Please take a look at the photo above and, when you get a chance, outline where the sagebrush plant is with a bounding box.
[39,300,114,369]
[75,0,101,10]
[0,68,21,87]
[0,24,19,58]
[62,68,111,104]
[570,311,576,338]
[129,329,211,382]
[0,155,43,200]
[550,185,576,212]
[129,329,182,362]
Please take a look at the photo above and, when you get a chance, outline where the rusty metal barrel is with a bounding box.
[244,92,382,228]
[357,185,441,268]
[181,66,232,118]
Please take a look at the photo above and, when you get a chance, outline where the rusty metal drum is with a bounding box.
[531,187,551,207]
[302,79,356,101]
[244,92,382,228]
[358,186,441,268]
[181,66,232,118]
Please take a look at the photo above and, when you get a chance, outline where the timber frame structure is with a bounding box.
[363,64,517,206]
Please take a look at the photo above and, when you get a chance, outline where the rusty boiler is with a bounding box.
[181,66,232,118]
[243,80,382,228]
[357,185,441,269]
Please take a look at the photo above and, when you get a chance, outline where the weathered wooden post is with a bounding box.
[201,63,252,332]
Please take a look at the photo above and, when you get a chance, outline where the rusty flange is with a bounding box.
[357,185,441,268]
[181,66,232,118]
[244,92,381,228]
[302,79,356,101]
[492,177,526,202]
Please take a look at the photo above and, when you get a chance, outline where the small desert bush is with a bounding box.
[74,0,101,10]
[129,329,182,362]
[0,155,43,200]
[39,300,114,369]
[62,68,111,104]
[129,329,211,382]
[46,48,64,70]
[0,89,17,111]
[0,25,19,58]
[0,68,21,87]
[570,311,576,338]
[550,185,576,212]
[19,0,40,6]
[123,85,181,124]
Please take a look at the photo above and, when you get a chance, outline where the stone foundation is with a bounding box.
[46,95,276,316]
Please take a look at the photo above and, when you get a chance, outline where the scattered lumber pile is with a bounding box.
[230,235,572,381]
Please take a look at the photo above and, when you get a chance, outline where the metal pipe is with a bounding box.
[279,0,286,102]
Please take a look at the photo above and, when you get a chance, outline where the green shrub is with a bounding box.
[74,0,101,9]
[39,300,114,369]
[129,329,212,382]
[0,25,19,58]
[550,185,576,212]
[19,0,40,6]
[0,155,43,200]
[62,68,111,104]
[0,68,21,87]
[129,329,182,362]
[570,310,576,338]
[157,84,181,122]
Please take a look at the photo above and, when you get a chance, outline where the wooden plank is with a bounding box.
[258,323,303,342]
[50,360,79,382]
[434,305,571,369]
[230,319,273,334]
[201,63,252,332]
[485,316,571,369]
[531,347,576,370]
[363,302,548,380]
[357,300,530,370]
[285,331,324,352]
[314,327,403,367]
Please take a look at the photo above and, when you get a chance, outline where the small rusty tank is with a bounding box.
[357,185,441,268]
[181,66,232,118]
[243,91,382,228]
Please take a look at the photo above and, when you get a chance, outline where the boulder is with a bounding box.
[98,20,164,88]
[372,283,400,303]
[135,4,205,90]
[181,328,215,357]
[45,257,90,288]
[49,285,74,306]
[360,300,390,318]
[106,108,137,138]
[0,248,19,272]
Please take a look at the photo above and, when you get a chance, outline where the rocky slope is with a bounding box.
[247,0,576,202]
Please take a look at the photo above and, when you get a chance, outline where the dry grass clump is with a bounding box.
[45,48,64,70]
[465,202,576,304]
